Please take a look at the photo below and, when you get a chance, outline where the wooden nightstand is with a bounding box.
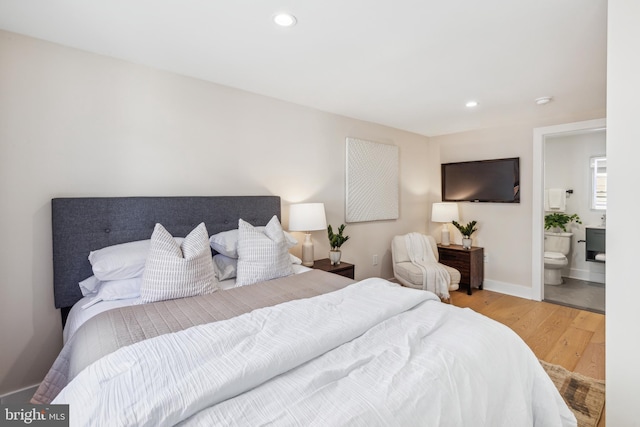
[311,258,355,279]
[437,244,484,295]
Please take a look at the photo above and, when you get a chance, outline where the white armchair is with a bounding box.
[391,234,460,293]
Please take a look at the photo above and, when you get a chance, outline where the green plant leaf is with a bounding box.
[544,213,582,231]
[451,220,478,237]
[327,224,350,250]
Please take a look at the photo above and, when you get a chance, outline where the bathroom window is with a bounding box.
[591,156,607,210]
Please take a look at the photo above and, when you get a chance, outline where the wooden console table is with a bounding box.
[437,244,484,295]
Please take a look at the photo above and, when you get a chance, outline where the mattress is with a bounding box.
[33,269,353,405]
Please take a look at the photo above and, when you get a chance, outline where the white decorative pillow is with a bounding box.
[213,253,301,281]
[81,276,142,309]
[141,223,217,303]
[236,216,294,287]
[210,227,297,258]
[88,237,183,281]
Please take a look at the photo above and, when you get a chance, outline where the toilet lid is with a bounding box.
[544,251,565,260]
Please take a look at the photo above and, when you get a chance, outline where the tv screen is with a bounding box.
[441,157,520,203]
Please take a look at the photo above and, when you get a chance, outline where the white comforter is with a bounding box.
[54,278,576,427]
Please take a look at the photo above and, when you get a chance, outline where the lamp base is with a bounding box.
[440,226,451,246]
[301,233,314,267]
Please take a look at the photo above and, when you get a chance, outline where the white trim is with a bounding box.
[392,276,534,300]
[532,118,607,302]
[482,279,534,300]
[0,384,39,404]
[569,268,606,284]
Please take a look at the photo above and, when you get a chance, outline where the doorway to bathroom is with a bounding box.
[544,131,606,313]
[544,277,604,314]
[532,119,606,314]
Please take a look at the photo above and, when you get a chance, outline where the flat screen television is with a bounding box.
[441,157,520,203]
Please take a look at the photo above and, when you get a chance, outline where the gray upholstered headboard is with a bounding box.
[51,196,281,320]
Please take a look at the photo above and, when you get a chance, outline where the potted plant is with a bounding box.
[544,213,582,232]
[327,224,350,265]
[452,220,478,249]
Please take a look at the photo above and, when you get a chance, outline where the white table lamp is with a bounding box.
[431,202,459,246]
[288,203,327,267]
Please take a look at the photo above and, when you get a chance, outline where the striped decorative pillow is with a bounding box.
[141,223,217,303]
[236,216,294,287]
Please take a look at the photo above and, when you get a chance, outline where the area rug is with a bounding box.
[540,360,605,427]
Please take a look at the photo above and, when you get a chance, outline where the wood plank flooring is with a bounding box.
[451,289,606,426]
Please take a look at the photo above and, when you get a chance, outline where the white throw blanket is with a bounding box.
[54,278,576,427]
[405,232,451,298]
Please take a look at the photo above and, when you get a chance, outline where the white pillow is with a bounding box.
[235,216,294,287]
[212,254,238,281]
[89,237,183,281]
[81,276,142,309]
[79,275,101,296]
[213,253,301,281]
[141,223,217,303]
[210,227,297,258]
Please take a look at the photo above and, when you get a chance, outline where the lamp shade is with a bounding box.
[288,203,327,232]
[431,202,459,223]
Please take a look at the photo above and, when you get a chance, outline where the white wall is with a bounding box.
[2,5,636,422]
[545,131,606,283]
[606,0,640,424]
[0,30,437,395]
[430,119,604,298]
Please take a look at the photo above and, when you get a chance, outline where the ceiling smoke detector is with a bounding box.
[535,96,553,105]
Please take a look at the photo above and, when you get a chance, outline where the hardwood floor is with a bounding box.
[451,289,605,426]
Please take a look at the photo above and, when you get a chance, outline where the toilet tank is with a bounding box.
[544,232,573,255]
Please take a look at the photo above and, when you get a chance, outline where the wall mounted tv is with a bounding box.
[441,157,520,203]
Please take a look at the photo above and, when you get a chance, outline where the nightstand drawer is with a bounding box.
[331,268,355,279]
[437,244,484,295]
[439,252,471,274]
[311,258,355,279]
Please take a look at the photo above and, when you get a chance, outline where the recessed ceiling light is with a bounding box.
[465,101,479,108]
[535,96,553,105]
[273,13,297,27]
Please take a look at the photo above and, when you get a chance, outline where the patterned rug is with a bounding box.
[541,360,605,427]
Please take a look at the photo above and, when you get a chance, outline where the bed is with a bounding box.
[33,196,576,426]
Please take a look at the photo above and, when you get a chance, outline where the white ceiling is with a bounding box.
[0,0,607,136]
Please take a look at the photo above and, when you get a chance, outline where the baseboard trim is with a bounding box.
[568,268,605,284]
[482,279,535,300]
[390,276,535,300]
[0,384,39,404]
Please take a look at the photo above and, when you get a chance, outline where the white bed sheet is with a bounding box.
[63,264,311,344]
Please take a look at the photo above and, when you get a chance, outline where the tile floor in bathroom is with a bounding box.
[544,277,605,314]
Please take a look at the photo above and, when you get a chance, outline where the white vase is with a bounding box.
[329,250,342,265]
[462,237,472,249]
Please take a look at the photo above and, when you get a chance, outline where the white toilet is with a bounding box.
[544,232,573,285]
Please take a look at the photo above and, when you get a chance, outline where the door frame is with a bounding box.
[531,118,606,301]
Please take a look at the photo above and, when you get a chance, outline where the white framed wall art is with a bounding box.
[345,137,399,223]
